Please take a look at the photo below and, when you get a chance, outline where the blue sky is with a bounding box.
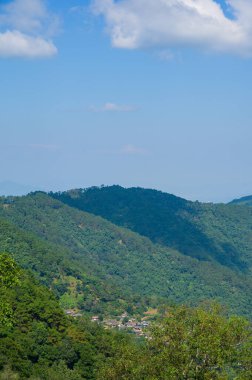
[1,0,252,202]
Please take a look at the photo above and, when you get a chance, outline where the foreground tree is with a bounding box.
[98,304,252,379]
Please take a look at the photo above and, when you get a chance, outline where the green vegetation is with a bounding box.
[0,192,251,317]
[98,304,252,380]
[0,253,20,326]
[51,186,252,272]
[0,217,148,317]
[0,254,132,379]
[0,184,252,378]
[0,254,251,379]
[230,195,252,206]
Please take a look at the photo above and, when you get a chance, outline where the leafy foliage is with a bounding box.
[0,216,145,317]
[0,255,130,379]
[1,260,251,380]
[0,253,20,288]
[98,305,252,380]
[0,253,20,327]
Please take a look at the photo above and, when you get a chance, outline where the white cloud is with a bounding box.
[0,0,47,32]
[92,0,252,56]
[0,30,57,57]
[90,102,137,112]
[0,0,58,58]
[103,102,136,111]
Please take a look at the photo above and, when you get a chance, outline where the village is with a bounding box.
[91,312,151,337]
[65,310,151,337]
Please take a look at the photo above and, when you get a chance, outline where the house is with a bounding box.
[65,309,82,318]
[91,316,99,322]
[103,319,119,328]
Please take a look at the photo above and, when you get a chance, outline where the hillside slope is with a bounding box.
[0,216,140,315]
[2,256,251,380]
[50,186,252,272]
[0,192,251,317]
[230,195,252,206]
[0,255,132,380]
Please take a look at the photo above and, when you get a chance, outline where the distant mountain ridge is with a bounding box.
[230,195,252,206]
[50,186,252,272]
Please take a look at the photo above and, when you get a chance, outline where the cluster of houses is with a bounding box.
[65,309,83,318]
[91,312,150,337]
[65,310,151,337]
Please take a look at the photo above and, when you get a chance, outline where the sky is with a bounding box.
[1,0,252,202]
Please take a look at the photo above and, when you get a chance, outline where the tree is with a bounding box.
[98,304,252,380]
[147,304,252,379]
[0,253,20,327]
[0,253,20,288]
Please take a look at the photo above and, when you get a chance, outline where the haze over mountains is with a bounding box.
[0,185,252,318]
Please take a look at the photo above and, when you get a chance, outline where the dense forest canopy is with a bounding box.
[0,191,251,317]
[51,186,252,271]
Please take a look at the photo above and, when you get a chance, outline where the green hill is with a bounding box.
[0,216,143,316]
[50,186,252,272]
[230,195,252,206]
[0,192,251,317]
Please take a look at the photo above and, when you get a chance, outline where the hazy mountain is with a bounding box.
[230,195,252,206]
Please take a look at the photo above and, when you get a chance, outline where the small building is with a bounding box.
[91,316,99,322]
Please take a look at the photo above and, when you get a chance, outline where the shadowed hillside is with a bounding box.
[50,186,252,272]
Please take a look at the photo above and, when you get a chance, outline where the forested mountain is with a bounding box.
[0,216,147,316]
[230,195,252,206]
[51,186,252,272]
[0,191,251,317]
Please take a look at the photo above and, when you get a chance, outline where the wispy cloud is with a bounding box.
[92,0,252,56]
[156,49,175,62]
[120,144,147,155]
[97,144,148,156]
[90,102,137,112]
[0,0,58,58]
